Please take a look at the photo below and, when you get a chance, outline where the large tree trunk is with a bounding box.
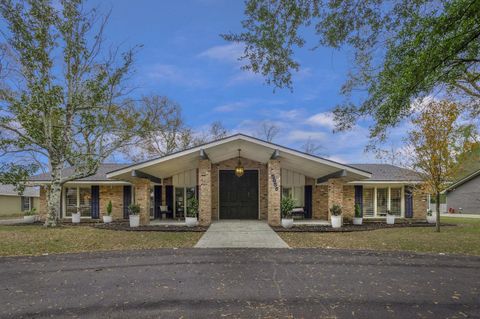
[435,192,441,233]
[44,163,63,227]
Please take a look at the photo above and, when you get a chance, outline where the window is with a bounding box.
[390,188,402,216]
[363,188,374,217]
[281,186,304,207]
[21,196,31,211]
[174,187,196,219]
[376,188,388,216]
[65,187,92,217]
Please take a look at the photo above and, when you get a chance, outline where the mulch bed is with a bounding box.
[94,222,208,232]
[272,222,456,232]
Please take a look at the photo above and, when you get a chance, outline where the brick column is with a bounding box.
[327,178,344,221]
[267,159,281,226]
[198,159,212,226]
[134,178,151,225]
[413,189,428,219]
[99,185,124,220]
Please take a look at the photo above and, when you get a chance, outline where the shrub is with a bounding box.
[329,204,342,216]
[186,197,199,218]
[128,203,140,215]
[106,201,113,216]
[354,204,362,218]
[280,196,296,218]
[24,208,37,216]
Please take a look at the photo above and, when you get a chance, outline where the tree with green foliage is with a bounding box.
[0,0,157,226]
[224,0,480,141]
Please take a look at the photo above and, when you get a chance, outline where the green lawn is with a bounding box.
[278,217,480,256]
[0,225,203,257]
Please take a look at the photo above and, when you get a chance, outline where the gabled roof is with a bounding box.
[443,169,480,193]
[30,163,130,182]
[106,134,372,181]
[0,184,39,197]
[348,164,422,182]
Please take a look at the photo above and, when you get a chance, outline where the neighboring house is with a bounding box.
[30,134,428,225]
[0,184,39,217]
[443,169,480,214]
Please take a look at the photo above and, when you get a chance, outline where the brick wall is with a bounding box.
[267,159,281,226]
[327,178,344,221]
[413,189,428,219]
[99,185,124,220]
[198,159,212,226]
[312,185,328,220]
[342,185,355,221]
[211,157,268,220]
[133,179,151,225]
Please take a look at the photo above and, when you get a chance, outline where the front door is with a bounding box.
[219,170,258,219]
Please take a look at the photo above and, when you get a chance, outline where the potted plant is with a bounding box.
[353,204,363,225]
[128,203,141,227]
[280,196,296,228]
[186,197,199,227]
[23,208,37,224]
[330,204,342,228]
[426,209,436,224]
[72,208,81,224]
[386,210,395,225]
[103,201,113,224]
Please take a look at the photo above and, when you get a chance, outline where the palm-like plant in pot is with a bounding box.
[128,203,141,227]
[103,201,113,224]
[186,197,199,227]
[23,208,37,224]
[280,196,296,228]
[330,204,342,228]
[386,210,395,225]
[353,204,363,225]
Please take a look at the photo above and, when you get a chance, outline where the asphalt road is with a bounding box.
[1,248,479,318]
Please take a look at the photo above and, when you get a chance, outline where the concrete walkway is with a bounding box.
[195,220,289,248]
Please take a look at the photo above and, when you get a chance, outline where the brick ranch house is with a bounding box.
[31,134,428,226]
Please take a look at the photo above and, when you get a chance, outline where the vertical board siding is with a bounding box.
[354,185,363,217]
[91,186,100,219]
[123,186,132,219]
[404,186,414,218]
[304,185,312,219]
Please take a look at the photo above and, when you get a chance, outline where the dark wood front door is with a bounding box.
[219,170,258,219]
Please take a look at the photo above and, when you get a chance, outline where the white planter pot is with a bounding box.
[103,215,112,224]
[353,217,363,225]
[331,215,342,228]
[23,215,36,224]
[426,215,436,224]
[129,215,140,227]
[71,212,81,224]
[281,218,294,229]
[185,217,197,227]
[386,215,395,225]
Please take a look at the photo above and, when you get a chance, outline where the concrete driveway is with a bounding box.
[0,248,479,318]
[194,220,289,248]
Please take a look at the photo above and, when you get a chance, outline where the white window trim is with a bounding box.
[62,186,92,219]
[363,185,405,218]
[21,196,32,212]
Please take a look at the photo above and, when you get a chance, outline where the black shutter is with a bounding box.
[154,185,162,219]
[91,186,100,219]
[354,185,363,217]
[166,185,174,213]
[405,186,413,218]
[123,185,132,219]
[304,185,312,219]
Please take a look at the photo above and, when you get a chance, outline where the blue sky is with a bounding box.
[91,0,399,164]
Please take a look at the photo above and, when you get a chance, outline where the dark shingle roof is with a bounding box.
[0,184,39,197]
[30,163,130,182]
[348,164,421,181]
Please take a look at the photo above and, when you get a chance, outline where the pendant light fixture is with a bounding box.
[235,148,244,177]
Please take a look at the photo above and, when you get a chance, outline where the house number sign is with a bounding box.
[271,174,279,191]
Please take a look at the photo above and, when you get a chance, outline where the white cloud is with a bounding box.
[147,64,206,87]
[284,130,327,143]
[306,112,336,129]
[213,101,250,113]
[198,43,245,64]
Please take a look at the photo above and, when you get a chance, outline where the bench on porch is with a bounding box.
[292,207,306,219]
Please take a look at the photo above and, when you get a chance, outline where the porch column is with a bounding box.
[198,159,212,226]
[134,178,151,225]
[327,178,344,221]
[267,159,281,226]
